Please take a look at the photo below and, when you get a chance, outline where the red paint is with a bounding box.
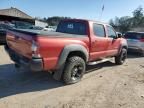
[6,19,126,71]
[140,38,144,42]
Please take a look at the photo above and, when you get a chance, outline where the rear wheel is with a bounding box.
[63,56,86,85]
[115,48,127,65]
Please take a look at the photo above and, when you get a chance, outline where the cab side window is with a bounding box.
[107,26,117,38]
[93,23,106,37]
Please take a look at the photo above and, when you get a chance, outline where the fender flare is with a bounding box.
[118,42,128,55]
[53,44,89,80]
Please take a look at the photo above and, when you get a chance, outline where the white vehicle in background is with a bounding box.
[43,26,56,31]
[124,31,144,56]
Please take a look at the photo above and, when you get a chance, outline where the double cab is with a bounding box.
[6,19,128,84]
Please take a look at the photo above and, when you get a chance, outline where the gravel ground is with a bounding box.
[0,46,144,108]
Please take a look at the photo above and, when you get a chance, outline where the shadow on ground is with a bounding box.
[0,64,64,99]
[0,61,117,99]
[0,51,142,99]
[127,52,144,59]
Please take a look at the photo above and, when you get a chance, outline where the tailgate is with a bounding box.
[6,30,35,59]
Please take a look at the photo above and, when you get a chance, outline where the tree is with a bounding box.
[109,19,114,26]
[46,16,71,26]
[132,6,144,27]
[118,16,132,33]
[109,17,119,26]
[109,17,121,31]
[133,6,143,18]
[109,16,132,33]
[110,6,144,33]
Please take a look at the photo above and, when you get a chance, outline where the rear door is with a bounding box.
[90,23,109,60]
[106,26,121,56]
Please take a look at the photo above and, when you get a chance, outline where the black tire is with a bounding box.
[63,56,86,85]
[141,51,144,57]
[115,48,127,65]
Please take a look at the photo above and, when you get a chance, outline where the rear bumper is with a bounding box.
[5,46,43,72]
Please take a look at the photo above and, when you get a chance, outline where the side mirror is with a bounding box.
[117,33,123,38]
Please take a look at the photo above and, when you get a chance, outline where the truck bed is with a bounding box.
[11,29,87,38]
[6,29,88,59]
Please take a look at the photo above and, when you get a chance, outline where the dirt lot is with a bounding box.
[0,46,144,108]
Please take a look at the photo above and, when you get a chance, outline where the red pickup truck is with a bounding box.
[6,19,128,84]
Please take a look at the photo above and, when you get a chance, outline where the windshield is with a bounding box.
[56,21,87,35]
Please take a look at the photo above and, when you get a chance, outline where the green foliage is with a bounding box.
[35,16,71,26]
[132,6,144,27]
[45,16,71,26]
[110,6,144,33]
[133,6,143,18]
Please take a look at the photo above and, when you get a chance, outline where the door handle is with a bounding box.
[92,41,96,44]
[92,40,97,45]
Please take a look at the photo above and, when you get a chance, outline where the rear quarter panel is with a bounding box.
[37,36,89,70]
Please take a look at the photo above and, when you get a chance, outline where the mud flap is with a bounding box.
[53,66,65,81]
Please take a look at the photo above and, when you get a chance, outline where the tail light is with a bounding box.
[140,38,144,42]
[31,40,41,58]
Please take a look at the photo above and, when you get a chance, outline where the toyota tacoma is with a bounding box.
[5,19,128,84]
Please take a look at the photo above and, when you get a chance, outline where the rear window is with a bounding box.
[124,32,144,39]
[56,21,87,35]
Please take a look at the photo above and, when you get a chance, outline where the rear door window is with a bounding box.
[93,23,106,37]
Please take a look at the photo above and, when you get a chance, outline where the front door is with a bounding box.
[106,26,121,56]
[90,23,109,61]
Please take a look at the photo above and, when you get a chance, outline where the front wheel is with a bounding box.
[115,48,127,65]
[63,56,86,85]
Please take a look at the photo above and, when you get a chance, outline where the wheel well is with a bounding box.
[67,51,87,62]
[122,46,128,50]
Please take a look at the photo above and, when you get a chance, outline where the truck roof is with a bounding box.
[63,18,109,25]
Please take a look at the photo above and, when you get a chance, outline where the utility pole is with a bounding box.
[99,0,105,21]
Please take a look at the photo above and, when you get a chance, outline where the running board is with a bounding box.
[87,58,113,65]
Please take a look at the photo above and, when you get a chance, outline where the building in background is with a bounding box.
[0,7,48,28]
[0,7,34,23]
[35,20,48,28]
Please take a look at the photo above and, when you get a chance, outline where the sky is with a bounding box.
[0,0,144,23]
